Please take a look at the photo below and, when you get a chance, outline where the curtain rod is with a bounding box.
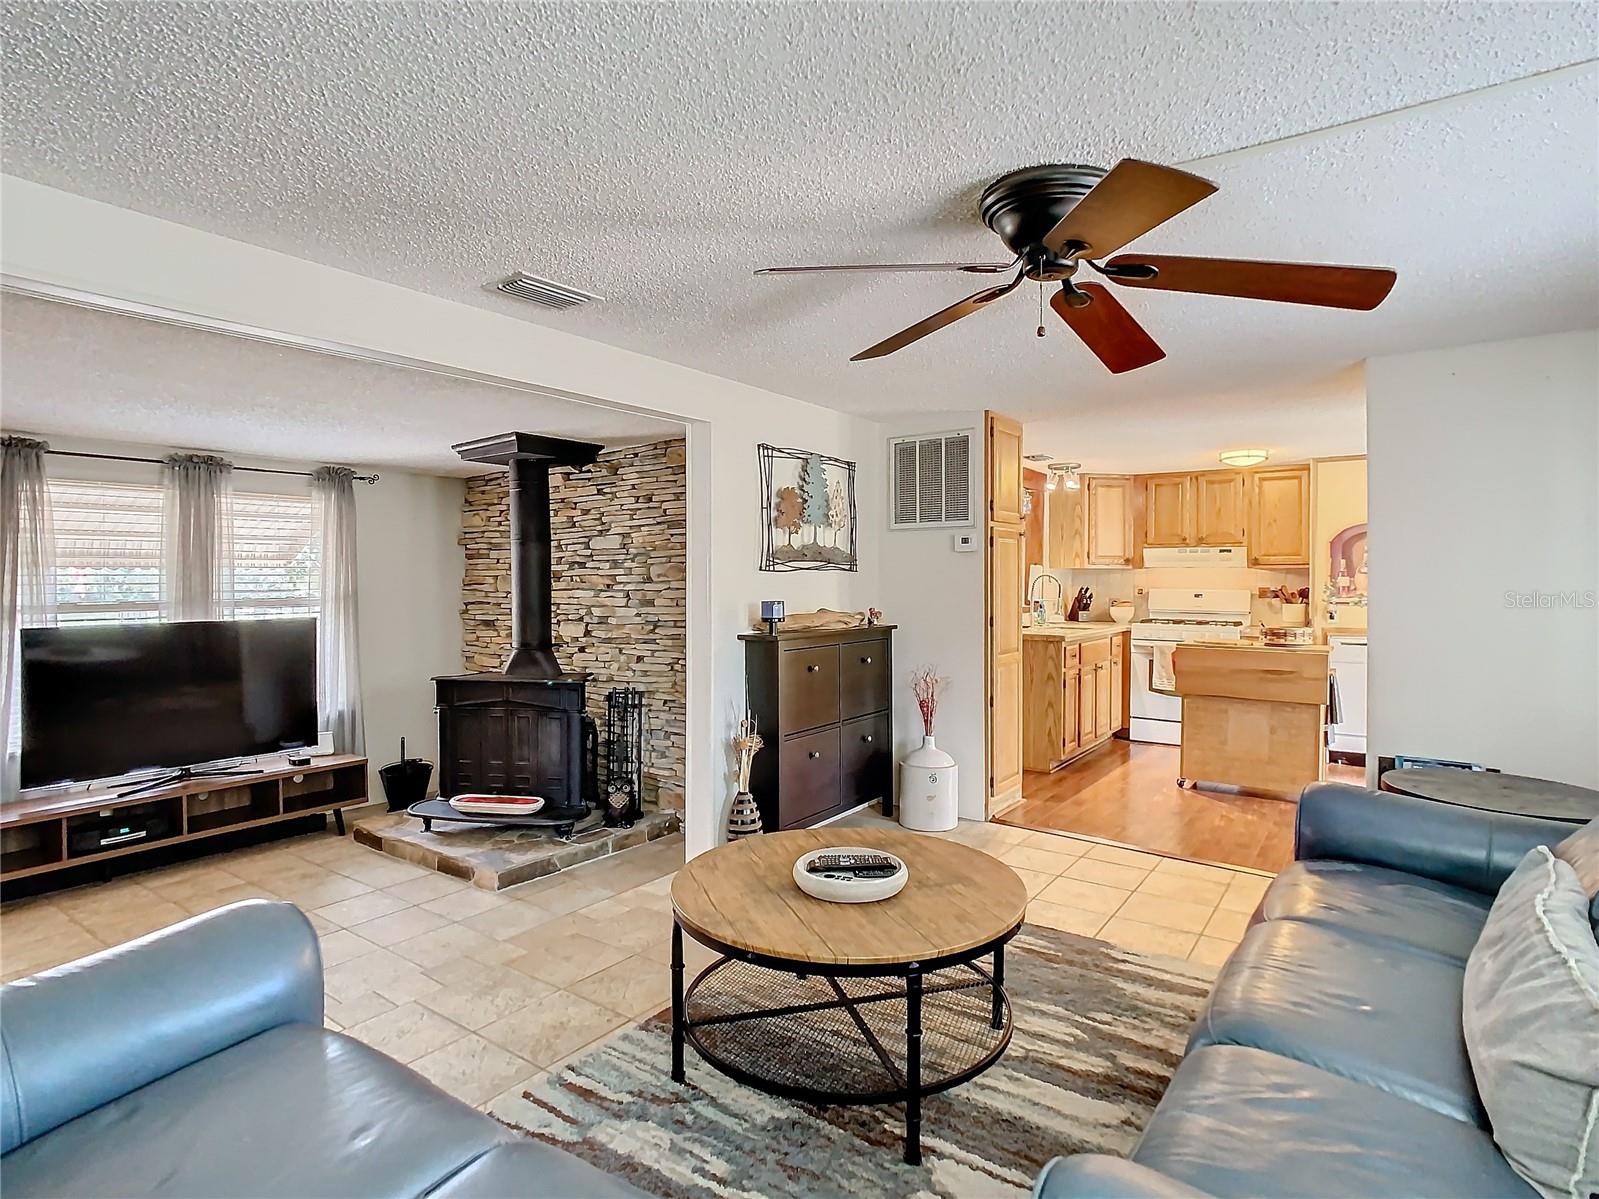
[43,449,379,484]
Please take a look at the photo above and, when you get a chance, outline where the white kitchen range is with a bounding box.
[1129,588,1253,745]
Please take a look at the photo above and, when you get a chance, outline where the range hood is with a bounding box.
[1142,545,1248,569]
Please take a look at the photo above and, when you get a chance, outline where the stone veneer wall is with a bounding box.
[461,438,687,810]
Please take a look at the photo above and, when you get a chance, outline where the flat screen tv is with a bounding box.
[20,618,318,789]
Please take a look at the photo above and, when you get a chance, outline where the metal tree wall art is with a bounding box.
[758,443,857,571]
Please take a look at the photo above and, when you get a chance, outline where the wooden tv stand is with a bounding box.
[0,755,368,884]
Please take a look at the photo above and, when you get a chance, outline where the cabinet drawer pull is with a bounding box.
[861,734,873,743]
[860,655,872,664]
[808,750,822,759]
[807,664,820,673]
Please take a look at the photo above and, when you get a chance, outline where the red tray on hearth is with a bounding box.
[448,794,546,817]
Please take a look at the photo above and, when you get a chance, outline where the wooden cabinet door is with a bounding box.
[1144,475,1193,547]
[1085,475,1135,566]
[1250,465,1311,565]
[989,416,1024,526]
[839,639,890,720]
[1077,666,1096,748]
[1111,635,1126,731]
[1094,661,1114,740]
[1195,471,1246,546]
[840,713,891,808]
[779,645,841,732]
[985,411,1025,810]
[1046,485,1083,570]
[779,727,843,827]
[1061,666,1080,758]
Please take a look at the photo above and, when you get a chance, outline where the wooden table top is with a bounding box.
[1381,768,1599,823]
[671,827,1028,967]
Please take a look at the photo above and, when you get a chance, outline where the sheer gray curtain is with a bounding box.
[312,467,364,754]
[2,437,57,802]
[161,453,234,621]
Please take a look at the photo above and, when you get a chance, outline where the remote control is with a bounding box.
[806,852,899,877]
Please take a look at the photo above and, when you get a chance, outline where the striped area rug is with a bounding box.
[489,925,1213,1198]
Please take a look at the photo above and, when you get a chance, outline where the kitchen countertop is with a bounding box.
[1185,638,1330,653]
[1021,623,1129,644]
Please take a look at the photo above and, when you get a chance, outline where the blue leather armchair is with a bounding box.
[1035,783,1578,1199]
[0,900,644,1198]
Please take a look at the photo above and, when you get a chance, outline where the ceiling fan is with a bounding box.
[754,161,1397,374]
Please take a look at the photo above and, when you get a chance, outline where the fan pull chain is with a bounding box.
[1037,283,1046,338]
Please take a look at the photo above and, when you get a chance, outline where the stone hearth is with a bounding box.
[352,809,681,891]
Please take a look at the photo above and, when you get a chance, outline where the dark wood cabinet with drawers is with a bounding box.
[741,625,896,830]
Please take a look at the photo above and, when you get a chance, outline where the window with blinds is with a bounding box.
[50,479,164,624]
[46,480,319,623]
[233,492,319,617]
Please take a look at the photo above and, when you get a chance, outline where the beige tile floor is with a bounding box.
[0,814,1268,1110]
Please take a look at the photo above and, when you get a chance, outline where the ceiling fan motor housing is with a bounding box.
[980,163,1107,278]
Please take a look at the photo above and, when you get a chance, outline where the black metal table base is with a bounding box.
[670,920,1018,1165]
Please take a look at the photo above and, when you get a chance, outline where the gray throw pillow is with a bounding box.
[1554,817,1599,926]
[1463,845,1599,1199]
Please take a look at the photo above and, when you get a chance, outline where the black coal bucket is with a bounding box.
[379,738,434,812]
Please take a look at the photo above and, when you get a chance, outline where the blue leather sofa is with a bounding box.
[1036,782,1582,1199]
[0,900,644,1198]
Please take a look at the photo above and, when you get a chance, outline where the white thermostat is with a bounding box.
[952,534,978,553]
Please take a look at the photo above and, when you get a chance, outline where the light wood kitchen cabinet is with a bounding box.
[1061,659,1081,758]
[1249,465,1312,566]
[1045,475,1131,569]
[1139,470,1246,548]
[1111,633,1126,733]
[1194,471,1247,545]
[1093,660,1113,740]
[1022,630,1126,771]
[1085,475,1135,566]
[1143,474,1193,547]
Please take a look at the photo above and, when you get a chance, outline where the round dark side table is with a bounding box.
[1380,767,1599,824]
[669,828,1028,1166]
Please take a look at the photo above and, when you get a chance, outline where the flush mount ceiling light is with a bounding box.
[1218,448,1270,468]
[1047,461,1082,491]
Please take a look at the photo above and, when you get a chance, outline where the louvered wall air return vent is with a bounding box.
[889,429,975,529]
[493,272,600,311]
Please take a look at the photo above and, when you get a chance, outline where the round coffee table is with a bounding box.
[669,828,1028,1165]
[1380,768,1599,824]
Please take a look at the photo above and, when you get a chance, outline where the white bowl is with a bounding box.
[1109,603,1134,625]
[793,847,909,903]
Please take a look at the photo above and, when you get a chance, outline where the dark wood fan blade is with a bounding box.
[852,274,1023,360]
[1042,160,1217,258]
[756,261,1015,276]
[1105,255,1397,310]
[1050,284,1166,374]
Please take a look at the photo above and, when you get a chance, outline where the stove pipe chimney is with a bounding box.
[452,432,603,679]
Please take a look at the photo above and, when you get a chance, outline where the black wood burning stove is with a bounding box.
[434,432,603,832]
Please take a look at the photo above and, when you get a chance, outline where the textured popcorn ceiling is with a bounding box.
[3,2,1597,464]
[0,294,682,474]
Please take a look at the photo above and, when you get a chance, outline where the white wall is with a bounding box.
[1366,329,1599,787]
[353,470,465,796]
[1,176,882,855]
[15,434,465,799]
[876,413,988,820]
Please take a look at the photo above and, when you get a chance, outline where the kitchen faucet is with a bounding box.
[1029,573,1065,623]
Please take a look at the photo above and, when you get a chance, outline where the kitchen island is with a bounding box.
[1022,624,1131,772]
[1171,641,1331,800]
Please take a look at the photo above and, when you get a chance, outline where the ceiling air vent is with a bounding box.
[889,429,975,530]
[492,272,600,311]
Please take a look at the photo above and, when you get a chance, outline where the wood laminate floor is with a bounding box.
[999,739,1365,873]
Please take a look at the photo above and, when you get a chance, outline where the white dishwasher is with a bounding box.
[1327,634,1368,758]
